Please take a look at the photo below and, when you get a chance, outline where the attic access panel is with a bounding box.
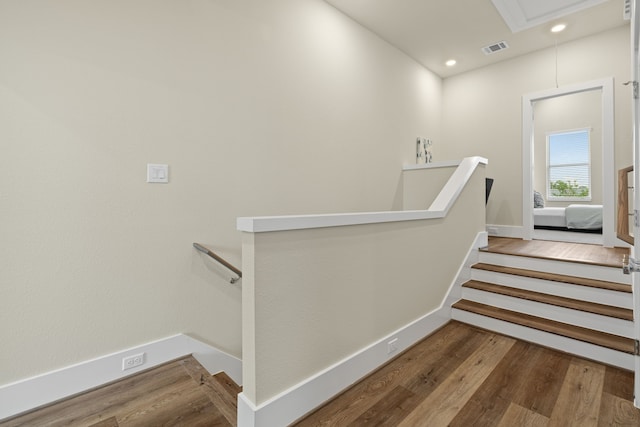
[491,0,608,32]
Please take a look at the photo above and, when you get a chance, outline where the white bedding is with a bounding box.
[533,207,566,228]
[533,204,603,230]
[566,204,602,229]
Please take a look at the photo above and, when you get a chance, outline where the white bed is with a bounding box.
[534,204,603,231]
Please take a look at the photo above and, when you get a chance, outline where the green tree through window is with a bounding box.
[547,129,591,200]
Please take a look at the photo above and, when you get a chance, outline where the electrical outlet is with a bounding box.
[387,338,398,355]
[122,352,145,371]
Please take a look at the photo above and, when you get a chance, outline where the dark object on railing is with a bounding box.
[193,243,242,284]
[617,166,633,245]
[485,178,494,205]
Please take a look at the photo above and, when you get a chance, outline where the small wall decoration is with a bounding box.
[416,137,433,164]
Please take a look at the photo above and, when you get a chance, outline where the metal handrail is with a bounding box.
[193,243,242,284]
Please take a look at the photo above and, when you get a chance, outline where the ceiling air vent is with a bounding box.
[482,41,509,55]
[624,0,631,20]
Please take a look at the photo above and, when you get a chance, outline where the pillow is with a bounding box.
[533,191,544,208]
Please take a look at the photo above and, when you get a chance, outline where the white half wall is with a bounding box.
[238,232,488,427]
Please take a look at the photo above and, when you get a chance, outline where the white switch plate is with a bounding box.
[147,164,169,183]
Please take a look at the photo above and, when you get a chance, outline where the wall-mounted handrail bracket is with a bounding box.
[193,242,242,284]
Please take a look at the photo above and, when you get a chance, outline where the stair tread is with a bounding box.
[452,299,635,354]
[480,237,628,268]
[213,371,242,396]
[463,280,633,320]
[472,263,631,293]
[180,358,239,425]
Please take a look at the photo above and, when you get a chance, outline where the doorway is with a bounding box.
[522,78,615,247]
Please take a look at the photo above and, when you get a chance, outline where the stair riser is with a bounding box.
[478,252,630,284]
[470,269,633,309]
[461,288,634,338]
[451,308,634,370]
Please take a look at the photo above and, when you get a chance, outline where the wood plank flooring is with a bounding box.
[293,321,640,426]
[472,262,632,293]
[451,300,635,354]
[2,322,638,426]
[2,239,636,427]
[462,280,633,320]
[0,357,237,427]
[484,237,629,268]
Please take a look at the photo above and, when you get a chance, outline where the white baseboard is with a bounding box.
[1,228,485,425]
[487,224,630,248]
[0,334,241,421]
[486,224,523,239]
[237,231,487,427]
[238,310,450,427]
[533,228,603,245]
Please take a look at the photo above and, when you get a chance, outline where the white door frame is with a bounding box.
[522,78,616,247]
[630,0,640,409]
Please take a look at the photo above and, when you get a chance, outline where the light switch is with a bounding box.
[147,164,169,183]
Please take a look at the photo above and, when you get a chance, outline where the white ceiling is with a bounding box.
[324,0,629,78]
[492,0,609,32]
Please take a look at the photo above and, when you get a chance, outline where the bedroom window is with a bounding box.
[547,129,591,202]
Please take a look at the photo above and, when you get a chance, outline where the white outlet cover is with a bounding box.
[147,164,169,183]
[387,338,399,354]
[122,352,145,371]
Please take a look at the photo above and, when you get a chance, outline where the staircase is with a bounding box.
[209,372,241,425]
[451,240,635,370]
[180,357,242,426]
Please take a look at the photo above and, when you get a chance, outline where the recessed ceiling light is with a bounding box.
[445,59,457,67]
[551,23,567,33]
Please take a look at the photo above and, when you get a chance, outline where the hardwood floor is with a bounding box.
[0,357,239,427]
[293,321,640,426]
[2,238,635,426]
[452,300,635,354]
[454,236,636,359]
[484,236,629,268]
[471,262,632,293]
[2,322,638,426]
